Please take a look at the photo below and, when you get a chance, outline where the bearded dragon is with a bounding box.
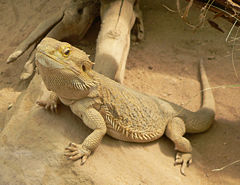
[35,37,215,175]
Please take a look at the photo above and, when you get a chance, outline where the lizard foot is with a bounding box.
[64,142,91,165]
[36,99,58,112]
[174,152,192,176]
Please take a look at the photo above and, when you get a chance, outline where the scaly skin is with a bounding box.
[35,37,215,175]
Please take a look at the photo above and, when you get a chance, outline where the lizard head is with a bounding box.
[35,37,97,98]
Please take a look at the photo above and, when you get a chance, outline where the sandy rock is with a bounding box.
[0,88,21,130]
[0,75,207,185]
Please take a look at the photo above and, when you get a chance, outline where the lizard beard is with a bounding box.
[38,64,96,100]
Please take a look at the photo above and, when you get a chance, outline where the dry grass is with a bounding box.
[176,0,240,79]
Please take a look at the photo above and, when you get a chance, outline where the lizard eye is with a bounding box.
[62,47,71,57]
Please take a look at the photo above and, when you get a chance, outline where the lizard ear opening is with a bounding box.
[82,64,86,72]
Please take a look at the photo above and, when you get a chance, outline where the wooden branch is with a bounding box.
[94,0,137,83]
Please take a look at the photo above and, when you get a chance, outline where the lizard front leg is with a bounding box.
[36,81,59,112]
[65,101,107,164]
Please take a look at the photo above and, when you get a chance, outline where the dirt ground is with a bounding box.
[0,0,240,184]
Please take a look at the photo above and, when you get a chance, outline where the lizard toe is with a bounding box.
[174,152,192,176]
[36,100,58,112]
[81,155,88,165]
[64,143,91,164]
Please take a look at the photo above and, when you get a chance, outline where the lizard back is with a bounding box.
[94,73,171,142]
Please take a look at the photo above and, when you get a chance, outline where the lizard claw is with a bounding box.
[36,100,58,112]
[64,142,91,165]
[174,152,192,176]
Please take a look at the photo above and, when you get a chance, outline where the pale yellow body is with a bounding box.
[35,37,215,175]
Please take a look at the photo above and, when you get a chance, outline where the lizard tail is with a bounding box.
[185,59,215,133]
[199,59,215,112]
